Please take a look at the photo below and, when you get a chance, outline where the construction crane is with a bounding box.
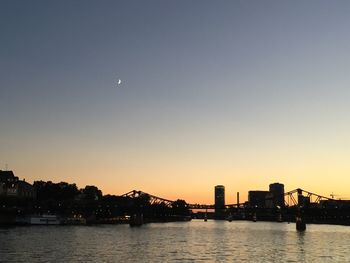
[330,193,350,200]
[330,193,338,199]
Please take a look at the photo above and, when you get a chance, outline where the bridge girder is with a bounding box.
[283,188,334,207]
[121,190,174,207]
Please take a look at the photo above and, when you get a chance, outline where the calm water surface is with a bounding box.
[1,220,350,262]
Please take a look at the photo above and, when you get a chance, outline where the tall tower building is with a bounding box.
[214,185,225,218]
[269,182,285,208]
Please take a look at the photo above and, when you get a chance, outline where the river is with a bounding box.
[1,220,350,262]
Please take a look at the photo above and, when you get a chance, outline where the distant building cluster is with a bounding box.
[249,183,285,209]
[0,170,35,199]
[214,182,285,213]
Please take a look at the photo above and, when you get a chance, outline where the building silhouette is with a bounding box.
[0,170,35,199]
[269,183,285,208]
[214,185,225,218]
[248,190,269,208]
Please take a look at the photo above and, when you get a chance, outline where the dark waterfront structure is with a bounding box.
[0,170,36,224]
[214,185,225,218]
[0,170,35,199]
[247,183,285,209]
[269,183,285,208]
[248,191,269,208]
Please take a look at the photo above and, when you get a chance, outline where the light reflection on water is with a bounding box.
[1,220,350,262]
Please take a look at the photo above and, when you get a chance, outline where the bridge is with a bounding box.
[121,188,350,229]
[121,188,336,209]
[122,190,174,207]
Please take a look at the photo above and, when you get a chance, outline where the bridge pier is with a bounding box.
[252,212,257,222]
[277,212,282,222]
[296,189,306,231]
[129,213,143,227]
[296,216,306,231]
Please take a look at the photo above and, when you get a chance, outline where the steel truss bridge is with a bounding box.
[121,188,336,209]
[121,190,174,207]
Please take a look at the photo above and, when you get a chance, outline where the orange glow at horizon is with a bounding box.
[12,154,350,205]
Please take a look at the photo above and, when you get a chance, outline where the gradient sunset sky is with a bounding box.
[1,1,350,204]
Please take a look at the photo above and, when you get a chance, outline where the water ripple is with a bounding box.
[1,221,350,262]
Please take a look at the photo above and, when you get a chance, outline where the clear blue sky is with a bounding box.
[1,1,350,203]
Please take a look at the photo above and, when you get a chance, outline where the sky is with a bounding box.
[1,1,350,204]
